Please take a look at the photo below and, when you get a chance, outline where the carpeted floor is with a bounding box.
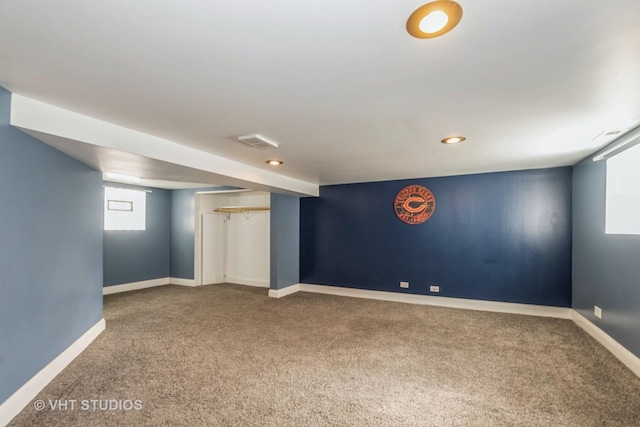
[9,284,640,426]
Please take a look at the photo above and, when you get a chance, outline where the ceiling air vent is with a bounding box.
[237,134,279,150]
[592,129,627,142]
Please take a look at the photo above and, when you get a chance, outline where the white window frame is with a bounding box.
[605,143,640,235]
[104,187,147,231]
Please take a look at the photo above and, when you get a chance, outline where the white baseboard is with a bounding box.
[268,284,302,298]
[269,283,571,319]
[170,277,197,287]
[103,277,198,294]
[103,277,170,295]
[571,310,640,378]
[0,318,105,426]
[225,276,270,288]
[267,284,638,379]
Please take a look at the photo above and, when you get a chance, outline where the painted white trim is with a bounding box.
[170,277,197,287]
[102,278,201,294]
[102,277,170,295]
[269,283,571,319]
[225,277,270,288]
[102,184,152,193]
[194,194,203,287]
[571,310,640,378]
[267,285,640,378]
[268,284,302,299]
[196,189,252,195]
[0,319,105,426]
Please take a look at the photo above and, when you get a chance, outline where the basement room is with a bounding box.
[1,1,639,426]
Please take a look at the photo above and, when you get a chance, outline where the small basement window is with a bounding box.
[104,187,146,231]
[606,143,640,235]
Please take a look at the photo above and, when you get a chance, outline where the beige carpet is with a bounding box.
[9,284,640,426]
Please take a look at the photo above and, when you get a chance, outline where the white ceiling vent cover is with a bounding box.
[237,134,279,150]
[592,129,628,143]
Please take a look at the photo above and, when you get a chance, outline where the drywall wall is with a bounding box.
[300,167,572,306]
[270,193,300,290]
[0,87,103,403]
[103,184,171,286]
[170,186,236,279]
[573,158,640,358]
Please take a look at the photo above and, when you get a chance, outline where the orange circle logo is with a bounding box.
[394,185,435,224]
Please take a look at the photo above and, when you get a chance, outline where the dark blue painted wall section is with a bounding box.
[270,193,300,290]
[103,184,171,286]
[300,168,573,307]
[0,87,103,403]
[573,158,640,358]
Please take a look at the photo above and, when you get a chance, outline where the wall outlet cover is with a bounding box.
[400,281,409,288]
[594,306,602,319]
[429,285,440,293]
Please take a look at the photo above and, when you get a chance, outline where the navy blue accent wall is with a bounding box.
[270,194,300,289]
[300,168,572,307]
[169,186,236,279]
[0,87,103,403]
[573,158,640,357]
[103,184,171,286]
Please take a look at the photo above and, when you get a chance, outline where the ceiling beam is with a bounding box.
[9,94,319,196]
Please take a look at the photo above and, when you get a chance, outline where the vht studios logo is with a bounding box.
[34,399,143,411]
[394,185,435,225]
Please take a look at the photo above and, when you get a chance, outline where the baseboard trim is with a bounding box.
[571,310,640,378]
[226,277,270,288]
[170,277,197,287]
[268,284,302,298]
[269,283,571,318]
[103,277,170,295]
[0,318,105,426]
[267,285,638,378]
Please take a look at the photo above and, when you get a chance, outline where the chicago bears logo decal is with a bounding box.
[394,185,435,224]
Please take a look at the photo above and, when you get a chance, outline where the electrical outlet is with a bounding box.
[594,306,602,319]
[429,285,440,293]
[400,281,409,288]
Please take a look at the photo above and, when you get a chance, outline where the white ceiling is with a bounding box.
[1,0,639,189]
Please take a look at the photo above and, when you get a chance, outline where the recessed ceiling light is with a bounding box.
[419,11,449,33]
[407,1,463,39]
[266,160,283,166]
[441,136,466,144]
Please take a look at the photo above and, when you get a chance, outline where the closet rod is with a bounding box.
[214,206,270,213]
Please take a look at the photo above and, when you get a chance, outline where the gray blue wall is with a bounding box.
[1,78,636,408]
[0,87,103,403]
[103,184,171,286]
[300,168,573,306]
[572,158,640,358]
[270,193,300,289]
[170,187,236,279]
[170,189,196,280]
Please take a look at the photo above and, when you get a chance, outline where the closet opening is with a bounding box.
[194,190,270,287]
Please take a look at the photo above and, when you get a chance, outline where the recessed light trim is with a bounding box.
[266,160,283,166]
[407,1,463,39]
[441,136,466,144]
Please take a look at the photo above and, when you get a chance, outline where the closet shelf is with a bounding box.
[214,206,270,213]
